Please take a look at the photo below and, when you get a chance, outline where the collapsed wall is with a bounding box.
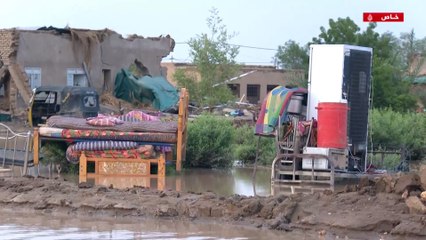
[0,29,32,115]
[0,27,175,116]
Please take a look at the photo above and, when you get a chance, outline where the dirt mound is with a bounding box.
[347,171,425,196]
[0,177,425,238]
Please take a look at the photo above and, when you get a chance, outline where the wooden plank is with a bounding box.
[176,88,188,173]
[158,153,166,178]
[88,157,156,164]
[33,128,39,166]
[79,153,87,183]
[93,175,151,189]
[97,161,150,175]
[88,173,158,178]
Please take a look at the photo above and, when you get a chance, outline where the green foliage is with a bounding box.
[174,69,201,104]
[372,59,417,111]
[275,40,309,88]
[312,17,360,44]
[185,114,235,168]
[176,8,239,108]
[233,125,276,165]
[40,142,78,174]
[275,40,309,71]
[369,152,401,170]
[370,108,426,159]
[186,117,278,168]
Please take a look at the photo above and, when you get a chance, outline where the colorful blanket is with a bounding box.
[118,110,160,122]
[47,115,177,133]
[61,129,177,143]
[255,86,307,136]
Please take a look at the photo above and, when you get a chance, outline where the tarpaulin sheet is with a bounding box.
[255,86,307,136]
[114,69,179,111]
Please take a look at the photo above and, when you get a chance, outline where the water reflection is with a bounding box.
[0,209,294,240]
[58,167,343,197]
[78,167,272,197]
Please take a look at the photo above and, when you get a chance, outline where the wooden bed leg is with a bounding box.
[33,128,39,166]
[176,154,182,172]
[176,88,188,173]
[79,153,87,183]
[158,153,166,178]
[157,153,166,191]
[157,176,165,191]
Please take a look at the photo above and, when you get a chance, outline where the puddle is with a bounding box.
[0,209,310,240]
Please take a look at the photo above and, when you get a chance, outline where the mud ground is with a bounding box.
[0,170,425,240]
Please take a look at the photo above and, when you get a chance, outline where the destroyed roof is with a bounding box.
[33,26,174,42]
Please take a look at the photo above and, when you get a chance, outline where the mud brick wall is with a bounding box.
[0,29,21,115]
[0,29,18,65]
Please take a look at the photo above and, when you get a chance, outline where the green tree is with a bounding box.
[275,40,309,87]
[275,40,309,71]
[175,8,239,109]
[312,17,360,44]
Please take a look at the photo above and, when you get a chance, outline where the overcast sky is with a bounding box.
[1,0,425,65]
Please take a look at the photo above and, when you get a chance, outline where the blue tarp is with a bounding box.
[114,69,179,111]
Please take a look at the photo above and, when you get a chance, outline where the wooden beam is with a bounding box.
[33,128,39,166]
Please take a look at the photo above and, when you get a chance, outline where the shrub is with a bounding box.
[40,141,79,175]
[185,114,235,168]
[233,124,276,165]
[370,108,426,159]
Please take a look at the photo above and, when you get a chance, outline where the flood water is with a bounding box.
[51,167,273,197]
[2,167,333,239]
[0,208,311,240]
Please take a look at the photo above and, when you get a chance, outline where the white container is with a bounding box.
[302,147,330,170]
[307,44,373,120]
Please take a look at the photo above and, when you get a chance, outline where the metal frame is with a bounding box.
[0,123,34,176]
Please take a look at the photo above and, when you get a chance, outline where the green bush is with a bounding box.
[370,108,426,159]
[233,125,276,165]
[368,152,402,170]
[40,141,79,175]
[185,114,235,168]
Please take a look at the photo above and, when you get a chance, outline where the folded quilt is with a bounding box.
[47,115,177,133]
[66,144,154,164]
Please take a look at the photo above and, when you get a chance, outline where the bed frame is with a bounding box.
[33,88,189,183]
[0,123,34,176]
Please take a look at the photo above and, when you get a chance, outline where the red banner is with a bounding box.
[363,12,404,22]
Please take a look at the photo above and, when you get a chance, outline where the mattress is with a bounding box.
[39,127,177,143]
[46,115,178,133]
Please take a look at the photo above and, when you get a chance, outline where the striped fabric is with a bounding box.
[61,129,177,143]
[65,144,154,164]
[71,140,139,151]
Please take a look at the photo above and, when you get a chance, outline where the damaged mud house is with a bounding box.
[0,27,175,116]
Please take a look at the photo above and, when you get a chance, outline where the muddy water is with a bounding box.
[59,167,273,197]
[0,168,299,240]
[164,167,273,196]
[0,208,313,240]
